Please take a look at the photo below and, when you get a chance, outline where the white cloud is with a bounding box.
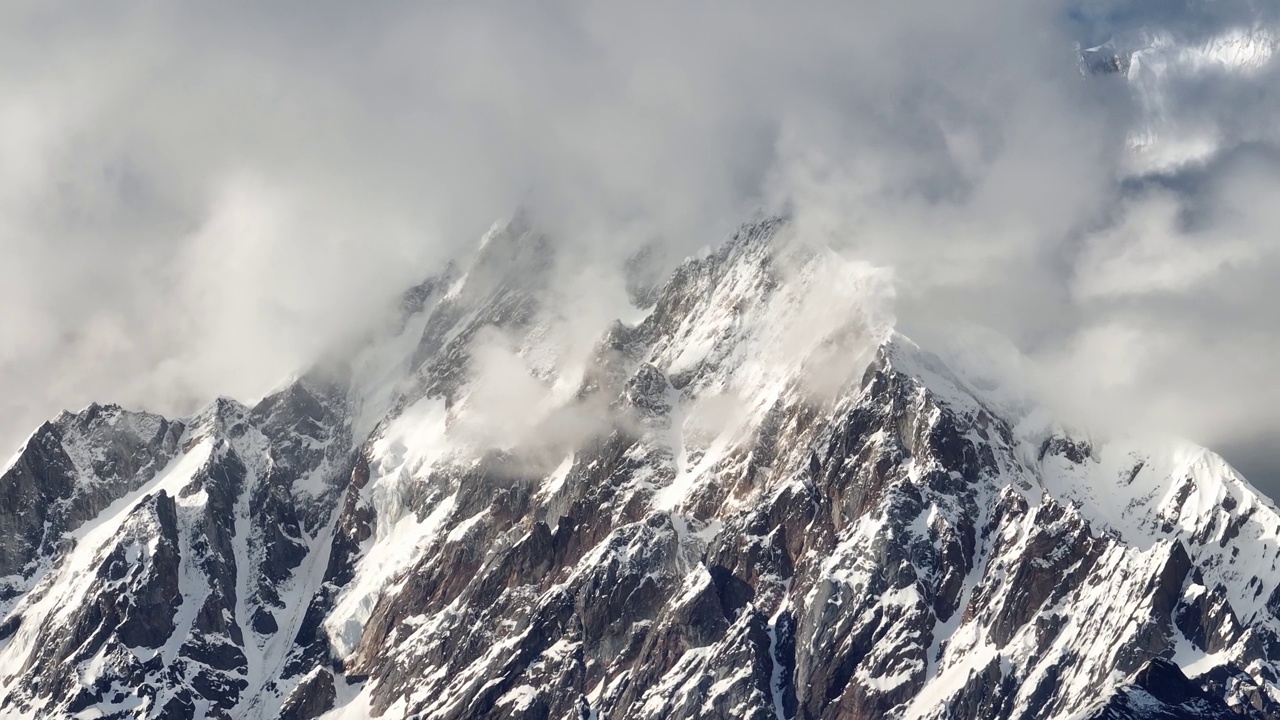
[1072,192,1256,300]
[0,0,1277,490]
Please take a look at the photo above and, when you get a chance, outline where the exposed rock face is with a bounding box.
[0,218,1279,719]
[1084,659,1239,719]
[278,669,336,720]
[0,404,183,597]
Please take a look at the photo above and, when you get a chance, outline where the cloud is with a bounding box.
[0,1,1277,494]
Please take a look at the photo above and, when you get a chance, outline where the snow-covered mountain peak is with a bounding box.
[0,217,1277,719]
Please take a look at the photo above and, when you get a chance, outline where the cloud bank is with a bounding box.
[0,1,1277,492]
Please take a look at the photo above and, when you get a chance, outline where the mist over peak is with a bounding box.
[0,0,1276,495]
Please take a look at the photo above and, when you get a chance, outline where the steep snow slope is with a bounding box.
[0,217,1277,720]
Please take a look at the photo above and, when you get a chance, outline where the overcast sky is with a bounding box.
[0,1,1277,495]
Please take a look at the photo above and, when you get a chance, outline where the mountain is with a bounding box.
[0,217,1278,720]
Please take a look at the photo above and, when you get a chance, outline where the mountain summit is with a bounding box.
[0,218,1277,719]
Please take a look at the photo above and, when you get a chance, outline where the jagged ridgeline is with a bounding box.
[1,217,1279,720]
